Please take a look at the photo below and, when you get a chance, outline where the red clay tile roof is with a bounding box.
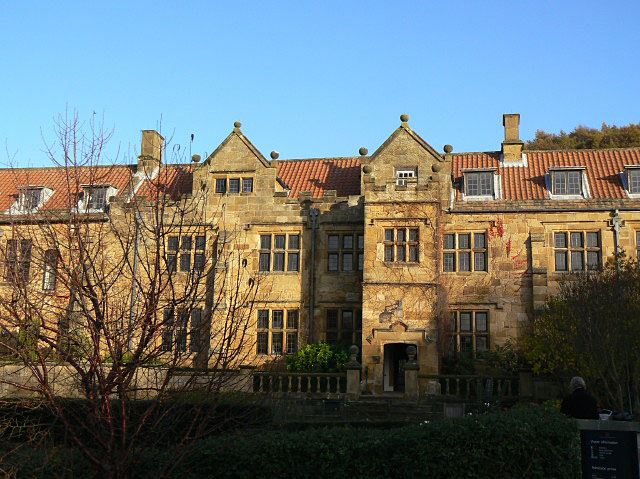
[135,164,193,201]
[276,157,361,198]
[452,148,640,200]
[0,165,136,211]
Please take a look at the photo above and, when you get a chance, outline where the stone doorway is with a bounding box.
[383,343,416,392]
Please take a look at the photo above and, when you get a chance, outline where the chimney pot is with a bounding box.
[139,130,165,175]
[501,114,524,163]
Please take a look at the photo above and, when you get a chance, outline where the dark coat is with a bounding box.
[560,387,599,419]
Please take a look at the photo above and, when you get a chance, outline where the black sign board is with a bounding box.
[581,429,639,479]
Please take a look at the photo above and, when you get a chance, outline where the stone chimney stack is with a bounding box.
[501,114,524,163]
[138,130,164,175]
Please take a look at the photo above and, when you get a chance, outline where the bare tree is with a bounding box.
[0,111,263,478]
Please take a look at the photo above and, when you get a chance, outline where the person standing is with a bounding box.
[560,376,599,419]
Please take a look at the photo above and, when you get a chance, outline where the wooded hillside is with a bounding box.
[525,122,640,150]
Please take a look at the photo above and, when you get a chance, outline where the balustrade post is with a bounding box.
[404,345,419,399]
[238,365,257,393]
[344,345,361,400]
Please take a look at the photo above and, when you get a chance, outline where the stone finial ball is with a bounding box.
[349,345,359,357]
[431,163,442,173]
[406,345,417,357]
[270,151,280,160]
[363,165,372,174]
[400,114,409,122]
[234,121,242,128]
[359,147,368,156]
[191,154,201,163]
[444,144,453,153]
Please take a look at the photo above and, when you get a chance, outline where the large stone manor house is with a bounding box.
[3,113,640,394]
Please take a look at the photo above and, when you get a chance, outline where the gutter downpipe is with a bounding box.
[309,208,320,344]
[128,211,141,351]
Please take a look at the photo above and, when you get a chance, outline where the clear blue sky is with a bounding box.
[2,1,639,167]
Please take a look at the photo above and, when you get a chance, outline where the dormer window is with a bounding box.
[552,170,581,195]
[461,168,498,200]
[79,184,113,212]
[548,167,589,199]
[86,187,107,210]
[623,165,640,197]
[396,168,417,186]
[21,187,43,210]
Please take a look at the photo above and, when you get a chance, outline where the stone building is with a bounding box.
[2,114,640,395]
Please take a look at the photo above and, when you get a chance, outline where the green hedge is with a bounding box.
[2,408,580,479]
[169,408,580,479]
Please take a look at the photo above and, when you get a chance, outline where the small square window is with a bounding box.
[259,253,270,271]
[465,172,493,196]
[474,233,486,249]
[630,170,640,194]
[195,235,206,250]
[168,236,179,251]
[328,253,339,271]
[193,253,205,271]
[555,251,567,271]
[343,252,353,271]
[444,234,455,250]
[286,310,298,329]
[242,178,253,193]
[287,252,299,271]
[258,310,269,329]
[586,232,599,248]
[215,179,227,193]
[180,254,191,272]
[274,235,286,249]
[328,235,339,250]
[289,235,300,250]
[260,235,272,250]
[257,332,268,354]
[458,234,470,249]
[384,229,394,242]
[570,232,583,248]
[272,332,283,354]
[343,235,353,249]
[554,233,567,249]
[272,311,284,329]
[327,310,338,329]
[443,253,455,272]
[458,252,471,271]
[273,252,285,271]
[460,312,472,332]
[358,234,364,249]
[181,236,192,251]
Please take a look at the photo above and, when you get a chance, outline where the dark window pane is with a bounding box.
[287,310,298,329]
[327,310,338,329]
[384,245,394,262]
[257,332,268,354]
[287,252,299,271]
[476,336,488,352]
[229,178,240,193]
[458,252,471,271]
[242,178,253,193]
[358,253,364,271]
[396,245,406,262]
[168,236,179,251]
[460,312,472,332]
[570,232,583,248]
[288,235,300,250]
[409,245,419,262]
[475,312,488,332]
[195,235,206,250]
[259,253,270,271]
[554,232,567,248]
[189,329,201,352]
[176,330,187,352]
[355,310,362,330]
[397,229,406,243]
[409,229,419,242]
[180,254,191,272]
[273,252,285,271]
[258,310,269,329]
[328,253,338,271]
[286,333,297,354]
[460,336,473,353]
[443,253,455,272]
[443,234,455,250]
[194,254,205,271]
[342,311,353,330]
[586,232,599,248]
[191,308,203,327]
[274,235,286,249]
[555,251,567,271]
[458,234,470,249]
[571,251,584,271]
[215,179,226,193]
[479,172,493,196]
[384,229,394,242]
[164,308,174,325]
[326,331,338,344]
[272,311,284,329]
[466,173,479,196]
[343,235,353,249]
[328,235,339,250]
[166,254,177,272]
[358,234,364,249]
[271,332,283,354]
[474,232,486,249]
[181,236,192,251]
[161,330,173,352]
[587,251,600,270]
[474,252,486,272]
[260,235,271,250]
[342,252,353,271]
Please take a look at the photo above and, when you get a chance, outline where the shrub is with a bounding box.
[285,342,348,373]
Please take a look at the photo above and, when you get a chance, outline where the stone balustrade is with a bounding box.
[418,374,519,400]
